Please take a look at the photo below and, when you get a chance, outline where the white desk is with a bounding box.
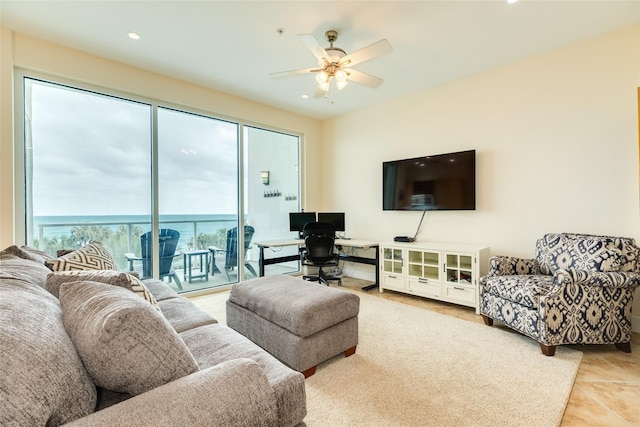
[256,238,380,290]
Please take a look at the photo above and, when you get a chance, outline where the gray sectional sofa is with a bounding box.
[0,244,306,426]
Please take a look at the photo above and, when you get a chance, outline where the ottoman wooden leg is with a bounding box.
[344,346,356,357]
[302,366,317,378]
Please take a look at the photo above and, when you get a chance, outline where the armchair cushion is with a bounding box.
[59,281,198,395]
[535,233,630,274]
[481,275,554,309]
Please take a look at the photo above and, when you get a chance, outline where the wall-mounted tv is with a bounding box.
[383,149,476,211]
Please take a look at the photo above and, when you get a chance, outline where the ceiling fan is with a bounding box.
[271,30,392,97]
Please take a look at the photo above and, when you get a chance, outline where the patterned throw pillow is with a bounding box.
[46,270,159,310]
[59,281,198,396]
[45,242,117,272]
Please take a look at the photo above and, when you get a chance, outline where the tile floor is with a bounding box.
[189,276,640,426]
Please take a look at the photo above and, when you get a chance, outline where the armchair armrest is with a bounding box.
[539,269,640,346]
[486,255,540,276]
[64,359,278,427]
[552,269,640,291]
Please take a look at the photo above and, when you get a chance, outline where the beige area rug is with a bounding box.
[191,290,582,427]
[302,292,582,427]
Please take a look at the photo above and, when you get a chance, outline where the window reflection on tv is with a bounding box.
[382,150,476,211]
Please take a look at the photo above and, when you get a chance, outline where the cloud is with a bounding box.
[29,80,238,216]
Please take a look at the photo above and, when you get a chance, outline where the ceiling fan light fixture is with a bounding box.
[318,79,331,92]
[335,69,347,82]
[336,79,348,90]
[315,71,329,84]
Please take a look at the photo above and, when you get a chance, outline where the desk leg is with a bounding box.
[361,246,380,291]
[259,247,265,277]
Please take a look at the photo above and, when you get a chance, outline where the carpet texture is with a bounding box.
[302,291,582,427]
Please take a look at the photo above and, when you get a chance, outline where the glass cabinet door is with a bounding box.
[445,253,474,284]
[382,247,403,274]
[407,250,440,281]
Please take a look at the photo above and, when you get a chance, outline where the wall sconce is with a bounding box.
[261,171,270,186]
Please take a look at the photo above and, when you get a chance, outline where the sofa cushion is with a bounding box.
[59,281,198,396]
[0,249,52,288]
[157,297,218,333]
[482,274,554,309]
[47,270,159,309]
[0,275,97,426]
[143,278,181,301]
[45,241,118,272]
[3,244,54,263]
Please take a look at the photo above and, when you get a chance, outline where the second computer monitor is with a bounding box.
[317,212,345,232]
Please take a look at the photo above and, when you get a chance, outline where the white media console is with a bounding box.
[379,241,490,313]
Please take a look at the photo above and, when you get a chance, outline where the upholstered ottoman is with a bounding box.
[226,275,360,378]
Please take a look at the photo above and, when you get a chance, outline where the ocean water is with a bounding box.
[33,214,239,247]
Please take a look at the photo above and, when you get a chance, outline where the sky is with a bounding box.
[28,78,239,217]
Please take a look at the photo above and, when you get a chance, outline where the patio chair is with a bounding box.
[125,228,182,290]
[209,225,257,280]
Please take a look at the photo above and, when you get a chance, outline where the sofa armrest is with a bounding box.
[485,255,540,276]
[64,358,278,427]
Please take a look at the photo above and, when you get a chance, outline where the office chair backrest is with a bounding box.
[302,222,336,262]
[225,225,255,268]
[140,229,180,277]
[302,221,335,239]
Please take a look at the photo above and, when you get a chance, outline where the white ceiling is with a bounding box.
[2,1,639,120]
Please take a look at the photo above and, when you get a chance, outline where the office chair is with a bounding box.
[125,229,182,290]
[301,222,342,286]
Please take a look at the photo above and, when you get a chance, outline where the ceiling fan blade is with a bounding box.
[298,34,332,64]
[340,39,392,68]
[346,69,384,88]
[270,68,321,78]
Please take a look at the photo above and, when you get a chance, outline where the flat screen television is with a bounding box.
[383,150,476,211]
[317,212,345,232]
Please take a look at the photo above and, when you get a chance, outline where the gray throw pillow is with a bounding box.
[0,278,97,425]
[45,241,118,272]
[46,270,159,310]
[59,281,198,395]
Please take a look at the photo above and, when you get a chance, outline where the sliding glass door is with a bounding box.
[158,107,239,291]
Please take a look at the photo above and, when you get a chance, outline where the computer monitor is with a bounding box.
[289,212,316,235]
[317,212,345,232]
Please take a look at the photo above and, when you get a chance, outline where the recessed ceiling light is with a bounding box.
[127,32,140,40]
[301,94,309,99]
[507,0,518,3]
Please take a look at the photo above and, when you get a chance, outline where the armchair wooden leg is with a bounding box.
[481,315,493,326]
[615,342,632,353]
[540,343,556,356]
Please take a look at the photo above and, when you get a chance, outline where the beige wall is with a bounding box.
[322,24,640,330]
[0,30,323,247]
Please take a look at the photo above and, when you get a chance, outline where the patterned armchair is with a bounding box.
[479,233,640,356]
